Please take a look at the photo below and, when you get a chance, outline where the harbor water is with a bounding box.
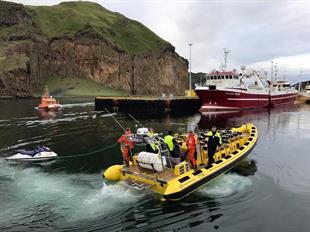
[0,98,309,231]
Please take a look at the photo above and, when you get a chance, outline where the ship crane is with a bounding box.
[241,68,265,88]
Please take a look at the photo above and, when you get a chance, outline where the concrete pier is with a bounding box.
[95,96,201,112]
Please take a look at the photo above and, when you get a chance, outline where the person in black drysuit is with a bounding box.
[206,126,222,168]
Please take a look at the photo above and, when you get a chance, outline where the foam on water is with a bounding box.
[79,182,146,220]
[1,138,52,151]
[0,112,112,129]
[100,113,116,118]
[24,114,93,126]
[0,160,146,225]
[61,102,94,108]
[198,173,252,198]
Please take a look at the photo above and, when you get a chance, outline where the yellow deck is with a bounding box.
[126,165,176,182]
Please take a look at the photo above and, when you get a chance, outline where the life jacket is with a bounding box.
[117,133,134,149]
[186,134,196,150]
[164,135,174,151]
[149,142,160,153]
[148,132,155,137]
[207,131,222,146]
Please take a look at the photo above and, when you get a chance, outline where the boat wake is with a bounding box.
[0,160,147,228]
[0,111,113,129]
[34,102,94,110]
[79,182,146,219]
[60,102,94,108]
[198,173,252,198]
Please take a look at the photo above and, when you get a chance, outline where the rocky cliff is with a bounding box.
[0,1,188,97]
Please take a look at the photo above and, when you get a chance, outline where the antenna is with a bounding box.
[298,70,303,91]
[270,61,274,82]
[223,48,231,71]
[189,43,193,90]
[274,63,278,81]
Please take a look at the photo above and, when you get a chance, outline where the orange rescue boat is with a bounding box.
[38,86,61,110]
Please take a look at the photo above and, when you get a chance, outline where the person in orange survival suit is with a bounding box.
[117,128,134,167]
[186,131,197,170]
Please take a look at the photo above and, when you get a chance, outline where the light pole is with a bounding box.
[189,43,192,91]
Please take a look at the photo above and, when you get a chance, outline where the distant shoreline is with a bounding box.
[0,95,105,99]
[0,94,190,100]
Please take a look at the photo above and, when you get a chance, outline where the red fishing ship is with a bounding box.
[195,50,298,111]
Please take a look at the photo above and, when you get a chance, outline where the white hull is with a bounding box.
[5,151,58,162]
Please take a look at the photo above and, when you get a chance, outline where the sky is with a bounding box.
[8,0,310,82]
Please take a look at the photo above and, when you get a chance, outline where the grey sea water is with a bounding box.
[0,98,309,231]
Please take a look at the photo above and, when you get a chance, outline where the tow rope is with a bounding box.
[56,143,118,160]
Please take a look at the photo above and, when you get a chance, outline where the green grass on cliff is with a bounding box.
[35,76,126,97]
[26,1,166,54]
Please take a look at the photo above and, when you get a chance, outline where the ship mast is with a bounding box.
[223,48,231,71]
[189,43,193,91]
[274,63,278,81]
[42,85,49,98]
[270,61,274,83]
[298,70,303,91]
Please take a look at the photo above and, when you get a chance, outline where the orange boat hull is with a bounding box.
[38,97,61,110]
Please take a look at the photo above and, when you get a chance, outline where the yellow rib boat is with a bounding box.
[103,123,258,201]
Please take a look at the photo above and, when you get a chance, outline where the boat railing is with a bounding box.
[157,137,173,169]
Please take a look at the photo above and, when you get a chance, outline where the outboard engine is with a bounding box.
[136,128,149,136]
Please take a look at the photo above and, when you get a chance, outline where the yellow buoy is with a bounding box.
[103,165,122,181]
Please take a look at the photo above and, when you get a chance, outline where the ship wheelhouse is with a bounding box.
[202,70,241,89]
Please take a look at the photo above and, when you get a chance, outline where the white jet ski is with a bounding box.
[5,146,57,162]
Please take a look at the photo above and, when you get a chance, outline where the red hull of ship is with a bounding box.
[269,93,297,106]
[195,89,297,111]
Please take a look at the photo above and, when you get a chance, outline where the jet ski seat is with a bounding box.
[16,149,36,156]
[16,146,51,157]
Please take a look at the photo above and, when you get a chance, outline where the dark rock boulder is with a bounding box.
[0,1,32,26]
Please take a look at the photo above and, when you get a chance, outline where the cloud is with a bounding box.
[8,0,310,81]
[248,53,310,83]
[100,0,310,80]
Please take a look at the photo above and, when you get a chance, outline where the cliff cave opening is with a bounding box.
[26,61,31,74]
[0,79,5,89]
